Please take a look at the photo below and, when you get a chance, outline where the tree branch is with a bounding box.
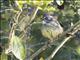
[27,20,80,60]
[46,25,80,60]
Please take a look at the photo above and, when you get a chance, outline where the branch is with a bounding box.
[46,25,80,60]
[30,7,39,23]
[27,20,80,60]
[0,9,14,13]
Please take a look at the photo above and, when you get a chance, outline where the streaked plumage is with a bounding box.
[41,13,63,42]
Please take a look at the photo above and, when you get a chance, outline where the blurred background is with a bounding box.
[0,0,80,60]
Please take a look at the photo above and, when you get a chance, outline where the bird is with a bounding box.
[41,13,63,43]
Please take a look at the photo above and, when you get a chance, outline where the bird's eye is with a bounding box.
[44,17,48,20]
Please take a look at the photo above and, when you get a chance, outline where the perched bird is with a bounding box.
[41,13,63,43]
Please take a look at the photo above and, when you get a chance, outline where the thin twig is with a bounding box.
[0,36,8,40]
[7,11,23,53]
[16,11,22,24]
[0,9,14,13]
[20,7,39,39]
[9,23,15,40]
[46,27,79,60]
[9,10,22,39]
[29,7,39,24]
[27,44,48,60]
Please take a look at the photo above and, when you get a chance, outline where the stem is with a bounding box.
[29,7,39,24]
[46,26,80,60]
[27,20,80,60]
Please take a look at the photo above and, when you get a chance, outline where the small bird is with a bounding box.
[41,13,63,43]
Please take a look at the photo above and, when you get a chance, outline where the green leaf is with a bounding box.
[5,32,26,60]
[46,6,56,12]
[26,0,51,6]
[39,57,45,60]
[26,0,53,9]
[1,51,8,60]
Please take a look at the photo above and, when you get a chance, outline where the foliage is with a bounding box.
[5,31,26,60]
[0,0,80,60]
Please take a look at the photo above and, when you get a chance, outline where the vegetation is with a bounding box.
[0,0,80,60]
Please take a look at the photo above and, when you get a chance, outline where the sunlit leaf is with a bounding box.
[5,31,26,60]
[27,0,52,6]
[13,0,54,11]
[46,6,56,12]
[26,0,53,9]
[56,0,64,6]
[39,57,45,60]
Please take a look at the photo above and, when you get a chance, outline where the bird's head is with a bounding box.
[42,13,58,25]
